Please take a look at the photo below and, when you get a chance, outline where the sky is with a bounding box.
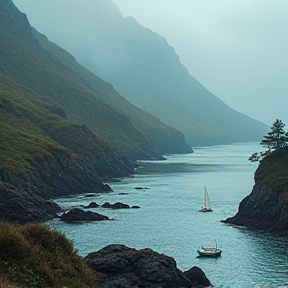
[13,0,288,126]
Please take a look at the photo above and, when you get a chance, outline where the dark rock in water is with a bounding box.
[60,208,109,223]
[84,244,210,288]
[102,202,130,209]
[118,192,129,195]
[134,187,149,190]
[83,202,100,208]
[111,202,130,209]
[103,184,112,191]
[131,205,141,209]
[0,181,60,225]
[101,202,113,208]
[184,266,211,287]
[85,193,97,198]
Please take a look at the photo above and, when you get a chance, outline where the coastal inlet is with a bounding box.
[48,143,288,288]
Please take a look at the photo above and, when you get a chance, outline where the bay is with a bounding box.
[47,142,288,288]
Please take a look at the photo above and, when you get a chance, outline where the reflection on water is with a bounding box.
[48,143,288,288]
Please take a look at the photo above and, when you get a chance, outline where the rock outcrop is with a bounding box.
[84,244,211,288]
[0,181,60,225]
[0,149,113,200]
[101,202,130,209]
[222,147,288,236]
[60,208,110,223]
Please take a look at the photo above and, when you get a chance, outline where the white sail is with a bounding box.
[199,186,213,212]
[204,186,208,208]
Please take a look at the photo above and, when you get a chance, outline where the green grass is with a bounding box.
[255,147,288,208]
[0,221,95,288]
[0,71,113,178]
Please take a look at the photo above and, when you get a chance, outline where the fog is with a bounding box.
[13,0,288,126]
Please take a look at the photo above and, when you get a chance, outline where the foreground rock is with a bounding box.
[84,244,211,288]
[222,147,288,236]
[60,208,110,223]
[0,181,60,225]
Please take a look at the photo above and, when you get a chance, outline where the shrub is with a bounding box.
[0,222,95,288]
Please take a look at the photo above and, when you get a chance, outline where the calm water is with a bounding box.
[47,143,288,288]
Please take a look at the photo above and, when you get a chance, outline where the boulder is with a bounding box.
[83,202,100,208]
[84,244,210,288]
[102,202,130,209]
[184,266,211,288]
[60,208,109,223]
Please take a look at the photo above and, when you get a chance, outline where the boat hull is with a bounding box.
[199,208,213,212]
[197,249,222,257]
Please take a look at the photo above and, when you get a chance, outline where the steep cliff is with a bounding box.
[223,147,288,236]
[0,0,192,199]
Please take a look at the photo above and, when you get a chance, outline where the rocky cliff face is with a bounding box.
[0,182,60,224]
[223,147,288,236]
[0,148,116,200]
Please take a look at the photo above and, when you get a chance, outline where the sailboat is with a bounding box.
[199,186,213,212]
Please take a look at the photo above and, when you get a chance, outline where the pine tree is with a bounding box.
[249,119,288,162]
[261,119,287,149]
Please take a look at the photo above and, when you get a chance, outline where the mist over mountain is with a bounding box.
[0,0,192,198]
[16,0,269,146]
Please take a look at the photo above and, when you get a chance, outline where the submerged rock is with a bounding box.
[84,244,211,288]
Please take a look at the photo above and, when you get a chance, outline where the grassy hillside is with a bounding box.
[33,29,192,155]
[0,221,95,288]
[0,0,191,159]
[255,147,288,208]
[0,0,192,197]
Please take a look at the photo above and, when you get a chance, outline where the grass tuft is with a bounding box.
[0,222,95,288]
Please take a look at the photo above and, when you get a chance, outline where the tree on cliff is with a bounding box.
[249,119,288,162]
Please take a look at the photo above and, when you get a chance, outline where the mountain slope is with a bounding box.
[0,0,191,198]
[36,1,268,146]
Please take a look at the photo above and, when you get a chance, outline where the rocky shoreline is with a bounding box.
[0,181,212,287]
[0,181,60,225]
[84,244,211,288]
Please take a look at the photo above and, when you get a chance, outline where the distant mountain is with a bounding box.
[40,0,268,146]
[0,0,191,198]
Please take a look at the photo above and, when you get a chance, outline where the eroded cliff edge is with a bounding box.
[223,147,288,236]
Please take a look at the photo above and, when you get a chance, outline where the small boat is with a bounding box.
[199,186,213,212]
[197,242,222,258]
